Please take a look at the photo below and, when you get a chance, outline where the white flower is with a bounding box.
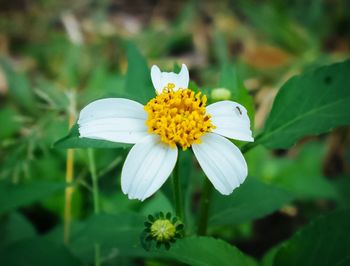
[78,64,254,201]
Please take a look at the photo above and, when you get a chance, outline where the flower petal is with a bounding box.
[151,65,162,94]
[151,64,190,94]
[207,100,254,142]
[78,98,148,144]
[178,64,189,90]
[121,135,178,201]
[192,133,248,195]
[160,72,179,91]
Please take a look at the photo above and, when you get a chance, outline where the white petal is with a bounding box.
[207,100,254,142]
[161,72,180,91]
[121,135,178,201]
[151,65,162,94]
[151,64,190,93]
[78,98,148,144]
[178,64,189,90]
[192,133,248,195]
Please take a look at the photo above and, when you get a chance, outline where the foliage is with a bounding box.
[257,60,350,149]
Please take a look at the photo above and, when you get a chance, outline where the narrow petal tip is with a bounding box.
[151,65,162,93]
[179,64,189,89]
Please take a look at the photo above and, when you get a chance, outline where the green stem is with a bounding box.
[172,160,184,220]
[196,139,259,235]
[88,149,100,214]
[240,133,262,154]
[197,178,213,235]
[87,149,101,266]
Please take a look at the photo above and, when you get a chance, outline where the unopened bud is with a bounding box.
[211,88,231,101]
[141,212,184,250]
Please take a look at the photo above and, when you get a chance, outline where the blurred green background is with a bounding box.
[0,0,349,265]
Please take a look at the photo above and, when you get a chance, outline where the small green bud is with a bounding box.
[151,219,176,242]
[211,87,231,101]
[140,212,184,251]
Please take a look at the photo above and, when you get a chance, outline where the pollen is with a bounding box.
[145,86,215,150]
[150,219,176,242]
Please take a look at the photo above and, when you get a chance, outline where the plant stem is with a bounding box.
[196,140,258,236]
[172,160,184,220]
[240,134,262,154]
[88,149,100,214]
[87,148,101,266]
[64,105,75,244]
[197,178,213,235]
[64,149,74,244]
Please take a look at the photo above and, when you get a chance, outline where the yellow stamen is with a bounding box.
[150,219,176,242]
[145,86,215,150]
[167,83,175,90]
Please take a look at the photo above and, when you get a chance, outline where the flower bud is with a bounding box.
[211,87,231,101]
[141,212,184,250]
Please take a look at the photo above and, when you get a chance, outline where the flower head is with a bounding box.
[78,64,253,201]
[141,212,184,250]
[144,87,215,150]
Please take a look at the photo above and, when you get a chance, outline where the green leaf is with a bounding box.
[68,213,147,263]
[333,177,350,208]
[53,124,130,149]
[273,209,350,266]
[141,191,174,216]
[0,108,21,139]
[83,65,125,102]
[260,246,281,266]
[246,144,338,200]
[0,181,66,215]
[273,171,337,200]
[0,59,37,113]
[124,42,154,104]
[213,30,230,66]
[0,237,81,266]
[155,236,257,266]
[259,60,350,149]
[209,178,293,225]
[0,212,36,249]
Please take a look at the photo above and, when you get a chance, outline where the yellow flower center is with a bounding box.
[145,84,215,150]
[150,219,176,242]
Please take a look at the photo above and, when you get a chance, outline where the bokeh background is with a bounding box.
[0,0,349,265]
